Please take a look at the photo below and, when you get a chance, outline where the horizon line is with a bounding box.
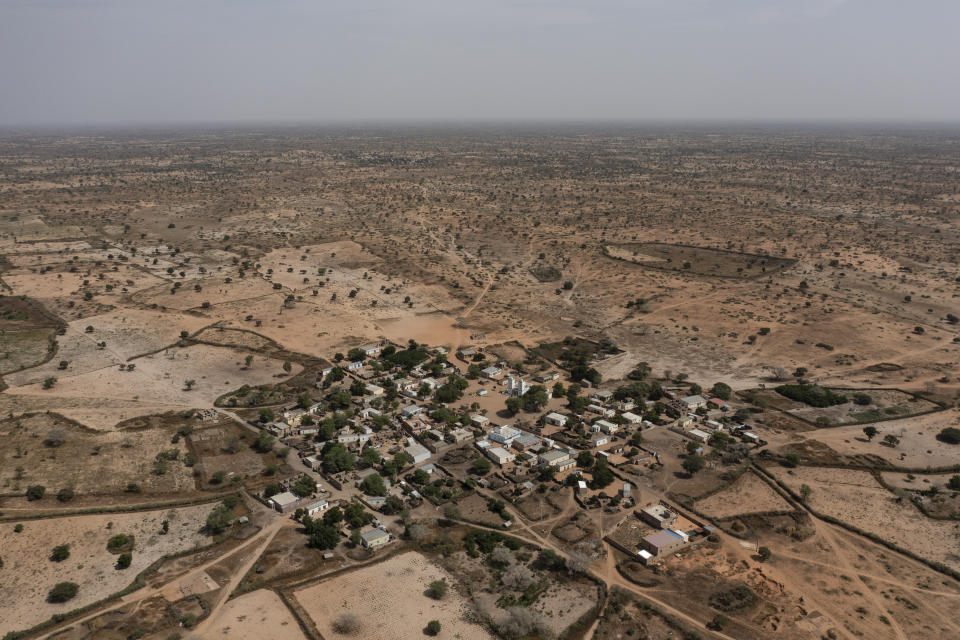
[2,117,960,134]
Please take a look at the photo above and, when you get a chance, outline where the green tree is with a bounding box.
[344,502,373,528]
[471,456,492,475]
[308,525,340,550]
[757,546,771,561]
[116,552,132,570]
[205,504,234,533]
[711,382,732,401]
[522,385,549,411]
[682,454,706,475]
[322,442,357,473]
[709,431,730,450]
[26,485,45,501]
[56,487,74,502]
[258,408,275,423]
[505,396,522,415]
[590,457,615,489]
[253,430,275,452]
[862,426,878,441]
[360,473,388,497]
[360,447,382,467]
[425,620,441,636]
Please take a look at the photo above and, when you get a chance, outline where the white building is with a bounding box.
[486,446,516,466]
[594,419,619,434]
[489,424,521,444]
[405,438,431,464]
[545,412,568,427]
[306,500,329,516]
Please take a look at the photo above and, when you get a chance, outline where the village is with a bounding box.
[244,337,761,566]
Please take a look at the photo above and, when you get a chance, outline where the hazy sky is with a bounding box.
[1,0,958,126]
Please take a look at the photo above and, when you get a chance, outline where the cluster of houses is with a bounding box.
[606,502,714,564]
[245,337,767,563]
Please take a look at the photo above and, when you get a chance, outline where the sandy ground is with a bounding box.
[770,466,960,573]
[292,551,493,640]
[198,588,307,640]
[695,471,794,519]
[0,503,213,637]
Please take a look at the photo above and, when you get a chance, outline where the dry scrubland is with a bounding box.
[0,127,959,639]
[0,503,212,636]
[0,412,194,494]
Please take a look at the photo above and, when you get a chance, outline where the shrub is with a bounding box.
[50,544,70,562]
[332,611,361,634]
[428,579,448,599]
[937,428,960,445]
[709,584,756,611]
[116,552,132,569]
[682,454,706,475]
[107,533,135,553]
[425,620,441,636]
[56,487,74,502]
[775,384,846,407]
[25,485,46,501]
[205,504,234,533]
[47,581,79,603]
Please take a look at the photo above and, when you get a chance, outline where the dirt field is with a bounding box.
[0,503,214,637]
[199,588,307,640]
[696,471,795,519]
[292,551,493,640]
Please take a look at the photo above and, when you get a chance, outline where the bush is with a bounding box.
[428,579,448,599]
[205,504,234,533]
[757,546,771,561]
[775,384,846,408]
[25,485,46,501]
[360,473,388,497]
[709,584,756,611]
[107,533,135,553]
[56,487,74,502]
[50,544,70,562]
[425,620,441,636]
[116,552,132,569]
[332,612,361,634]
[682,454,706,475]
[47,581,79,603]
[937,428,960,445]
